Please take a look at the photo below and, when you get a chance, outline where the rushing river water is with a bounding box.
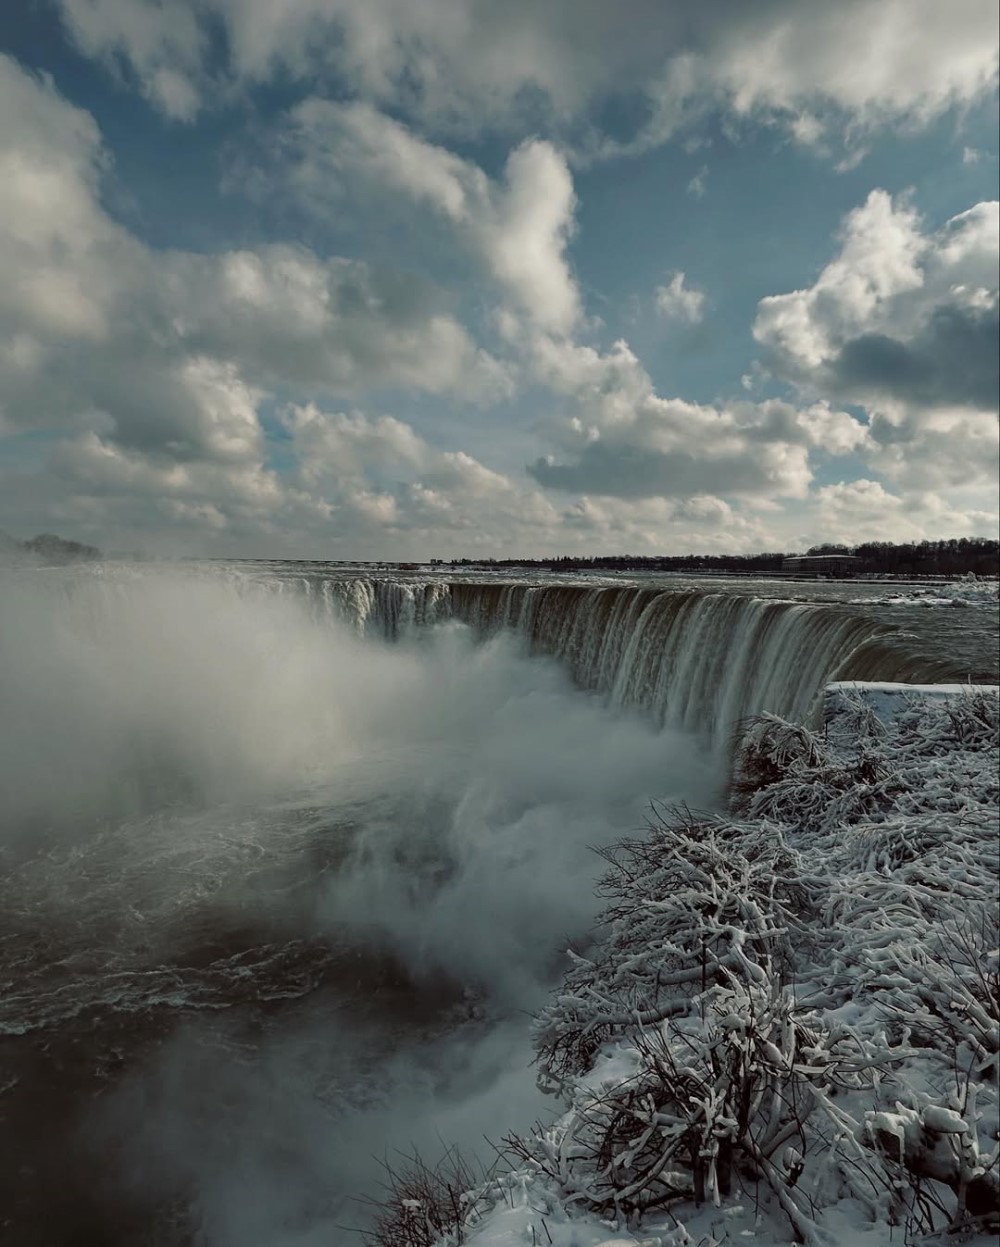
[0,563,996,1245]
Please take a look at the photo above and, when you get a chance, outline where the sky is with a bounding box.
[0,0,998,559]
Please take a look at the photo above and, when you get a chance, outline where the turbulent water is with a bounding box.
[0,562,995,1246]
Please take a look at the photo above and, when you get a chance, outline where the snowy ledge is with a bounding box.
[370,684,1000,1247]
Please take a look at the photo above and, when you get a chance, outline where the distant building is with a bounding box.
[782,554,863,577]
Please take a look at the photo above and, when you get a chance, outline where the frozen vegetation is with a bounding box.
[377,685,1000,1247]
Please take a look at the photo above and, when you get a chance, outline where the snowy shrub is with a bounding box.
[734,688,999,833]
[359,1147,497,1247]
[532,811,809,1091]
[502,687,1000,1245]
[520,978,911,1234]
[729,713,829,807]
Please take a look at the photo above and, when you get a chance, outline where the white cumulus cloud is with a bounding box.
[655,272,706,323]
[285,100,581,335]
[525,337,869,503]
[754,189,999,495]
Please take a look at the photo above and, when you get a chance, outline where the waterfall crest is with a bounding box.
[242,570,958,740]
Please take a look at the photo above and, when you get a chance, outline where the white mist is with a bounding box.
[0,566,721,1245]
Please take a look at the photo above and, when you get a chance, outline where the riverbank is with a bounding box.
[387,683,999,1247]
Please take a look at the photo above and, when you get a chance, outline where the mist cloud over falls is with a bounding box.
[0,566,719,984]
[0,566,719,1243]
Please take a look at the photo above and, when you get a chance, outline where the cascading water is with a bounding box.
[227,568,963,741]
[447,582,949,735]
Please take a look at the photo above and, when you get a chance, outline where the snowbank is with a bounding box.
[391,685,999,1247]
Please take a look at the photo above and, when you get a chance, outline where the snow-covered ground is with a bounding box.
[380,684,999,1247]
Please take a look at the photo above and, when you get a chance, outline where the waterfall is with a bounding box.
[234,570,960,741]
[27,563,963,744]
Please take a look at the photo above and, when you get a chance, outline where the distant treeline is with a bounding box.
[0,531,102,565]
[803,539,998,577]
[442,538,1000,577]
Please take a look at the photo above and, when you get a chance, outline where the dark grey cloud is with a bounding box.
[529,441,801,499]
[830,304,999,411]
[754,193,999,435]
